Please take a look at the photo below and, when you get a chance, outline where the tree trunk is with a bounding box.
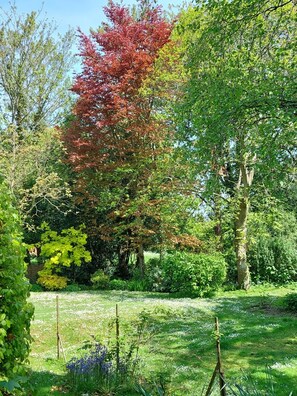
[136,244,145,277]
[117,244,130,279]
[213,193,223,251]
[234,159,255,290]
[235,196,251,289]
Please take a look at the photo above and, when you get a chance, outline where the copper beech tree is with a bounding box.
[64,1,174,277]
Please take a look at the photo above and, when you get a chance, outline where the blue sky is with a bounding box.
[0,0,189,73]
[0,0,187,35]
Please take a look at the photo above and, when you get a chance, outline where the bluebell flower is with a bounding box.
[66,343,113,377]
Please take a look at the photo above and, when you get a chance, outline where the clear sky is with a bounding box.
[0,0,187,35]
[0,0,189,73]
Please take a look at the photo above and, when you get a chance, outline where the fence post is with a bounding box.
[56,295,60,359]
[56,295,66,361]
[116,303,120,371]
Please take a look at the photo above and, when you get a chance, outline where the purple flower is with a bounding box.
[66,343,113,376]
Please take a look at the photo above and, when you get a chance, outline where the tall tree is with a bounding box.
[64,1,173,277]
[176,0,296,288]
[0,4,75,227]
[0,4,74,132]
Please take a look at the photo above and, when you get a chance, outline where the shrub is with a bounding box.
[145,258,164,291]
[147,252,227,296]
[126,279,149,291]
[36,223,92,290]
[29,284,44,292]
[37,273,68,290]
[108,279,149,292]
[0,181,34,384]
[64,283,82,292]
[91,270,110,290]
[249,236,297,284]
[108,279,129,290]
[282,293,297,313]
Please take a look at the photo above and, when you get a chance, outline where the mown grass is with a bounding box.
[26,284,297,395]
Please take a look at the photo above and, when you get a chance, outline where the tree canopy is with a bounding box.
[175,0,296,288]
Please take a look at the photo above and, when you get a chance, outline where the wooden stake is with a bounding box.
[116,303,120,371]
[56,295,60,359]
[205,362,219,396]
[215,317,227,396]
[56,295,66,362]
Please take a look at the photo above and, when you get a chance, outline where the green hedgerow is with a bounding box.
[147,251,227,296]
[0,180,34,384]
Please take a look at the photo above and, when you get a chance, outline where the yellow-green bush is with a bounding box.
[37,273,68,290]
[36,223,91,290]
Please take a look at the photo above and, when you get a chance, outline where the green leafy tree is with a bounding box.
[176,0,296,288]
[0,180,34,384]
[36,223,92,290]
[0,4,75,229]
[0,4,74,133]
[0,127,72,230]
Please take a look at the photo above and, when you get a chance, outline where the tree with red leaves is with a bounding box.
[64,0,174,277]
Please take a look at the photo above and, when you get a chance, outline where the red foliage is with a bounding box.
[64,1,172,175]
[63,2,175,271]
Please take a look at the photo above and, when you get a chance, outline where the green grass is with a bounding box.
[144,251,161,263]
[25,284,297,395]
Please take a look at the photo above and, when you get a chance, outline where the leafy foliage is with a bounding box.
[91,270,110,290]
[147,252,227,296]
[0,127,72,231]
[63,1,176,276]
[176,0,296,288]
[36,223,91,290]
[282,293,297,313]
[0,4,75,232]
[249,236,297,284]
[0,4,74,131]
[37,274,68,291]
[0,181,33,383]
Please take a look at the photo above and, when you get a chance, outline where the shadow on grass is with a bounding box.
[135,294,297,395]
[24,370,71,396]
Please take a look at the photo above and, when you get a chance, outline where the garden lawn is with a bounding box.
[27,284,297,395]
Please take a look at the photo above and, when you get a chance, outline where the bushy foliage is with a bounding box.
[29,284,43,292]
[108,279,149,292]
[36,223,91,290]
[0,181,34,383]
[64,283,82,292]
[37,274,68,291]
[249,236,297,284]
[108,279,128,290]
[282,293,297,313]
[91,270,110,290]
[91,271,149,292]
[147,252,227,296]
